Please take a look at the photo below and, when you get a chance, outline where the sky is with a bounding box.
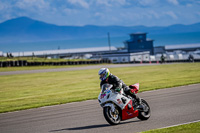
[0,0,200,27]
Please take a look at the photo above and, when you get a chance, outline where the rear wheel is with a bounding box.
[137,99,151,120]
[103,106,121,125]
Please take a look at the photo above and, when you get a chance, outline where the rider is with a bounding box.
[98,68,141,105]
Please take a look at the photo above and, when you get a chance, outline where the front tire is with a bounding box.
[103,106,121,125]
[137,99,151,120]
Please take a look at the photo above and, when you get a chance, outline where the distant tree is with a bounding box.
[7,53,10,58]
[7,52,13,58]
[32,52,35,60]
[9,53,13,58]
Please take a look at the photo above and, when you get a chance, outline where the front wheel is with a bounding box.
[137,99,151,120]
[103,106,121,125]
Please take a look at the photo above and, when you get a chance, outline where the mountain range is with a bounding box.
[0,17,200,43]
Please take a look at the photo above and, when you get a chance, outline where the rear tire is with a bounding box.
[103,106,121,125]
[137,99,151,120]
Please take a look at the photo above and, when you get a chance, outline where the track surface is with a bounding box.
[0,84,200,133]
[0,63,159,75]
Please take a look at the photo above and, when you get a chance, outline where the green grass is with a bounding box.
[142,121,200,133]
[0,63,200,113]
[0,64,103,72]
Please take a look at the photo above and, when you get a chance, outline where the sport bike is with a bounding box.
[98,83,150,125]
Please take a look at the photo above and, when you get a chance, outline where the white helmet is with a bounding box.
[98,68,110,81]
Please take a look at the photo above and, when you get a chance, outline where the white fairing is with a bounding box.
[98,84,131,110]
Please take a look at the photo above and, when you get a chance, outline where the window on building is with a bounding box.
[139,35,143,39]
[113,59,118,62]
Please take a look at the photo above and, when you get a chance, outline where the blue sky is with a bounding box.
[0,0,200,26]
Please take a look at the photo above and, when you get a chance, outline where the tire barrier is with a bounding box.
[1,59,198,67]
[0,60,27,67]
[0,59,111,67]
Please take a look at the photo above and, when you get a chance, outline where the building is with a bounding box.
[124,33,154,55]
[4,32,154,63]
[165,43,200,52]
[153,43,200,61]
[97,51,150,63]
[154,46,165,54]
[91,33,154,63]
[8,33,200,62]
[5,46,117,59]
[96,33,154,63]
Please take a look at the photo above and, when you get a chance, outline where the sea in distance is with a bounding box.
[1,32,200,52]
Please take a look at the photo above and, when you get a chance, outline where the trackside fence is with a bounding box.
[0,59,200,67]
[0,59,111,67]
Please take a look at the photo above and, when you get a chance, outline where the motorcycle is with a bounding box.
[98,83,150,125]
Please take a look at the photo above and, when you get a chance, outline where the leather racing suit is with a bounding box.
[100,74,141,104]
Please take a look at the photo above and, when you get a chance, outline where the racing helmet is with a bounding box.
[98,68,110,81]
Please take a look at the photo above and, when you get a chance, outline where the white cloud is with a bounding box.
[0,0,199,27]
[96,0,112,7]
[148,10,160,19]
[94,12,103,17]
[67,0,89,9]
[63,8,78,15]
[115,0,127,5]
[15,0,50,13]
[96,0,129,7]
[138,0,157,6]
[0,1,5,11]
[186,4,193,7]
[167,0,179,6]
[197,12,200,16]
[165,11,178,19]
[0,1,17,20]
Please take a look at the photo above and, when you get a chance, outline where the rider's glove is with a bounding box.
[115,87,121,92]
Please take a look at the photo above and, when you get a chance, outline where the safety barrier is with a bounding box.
[0,59,199,67]
[0,59,111,67]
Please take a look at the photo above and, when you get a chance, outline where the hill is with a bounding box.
[0,17,200,43]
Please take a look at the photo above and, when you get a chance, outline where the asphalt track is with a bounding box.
[0,84,200,133]
[0,63,160,76]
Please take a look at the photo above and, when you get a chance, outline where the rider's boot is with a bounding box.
[130,93,144,111]
[124,86,142,105]
[132,94,141,104]
[125,86,144,111]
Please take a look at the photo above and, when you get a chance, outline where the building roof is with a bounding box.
[146,38,154,41]
[165,43,200,50]
[7,46,117,57]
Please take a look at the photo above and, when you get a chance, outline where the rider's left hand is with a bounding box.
[115,87,121,92]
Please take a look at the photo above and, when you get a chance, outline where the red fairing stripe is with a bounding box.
[121,100,138,120]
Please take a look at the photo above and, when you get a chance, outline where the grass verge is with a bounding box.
[142,121,200,133]
[0,63,200,113]
[0,64,104,72]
